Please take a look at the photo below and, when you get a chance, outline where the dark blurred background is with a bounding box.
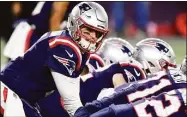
[0,1,186,69]
[0,1,186,40]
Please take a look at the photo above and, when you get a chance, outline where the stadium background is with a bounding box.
[0,1,186,70]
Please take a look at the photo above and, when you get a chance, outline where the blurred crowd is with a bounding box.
[110,1,186,38]
[0,1,186,43]
[0,1,185,68]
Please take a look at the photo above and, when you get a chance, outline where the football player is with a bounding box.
[80,38,146,104]
[74,70,186,117]
[35,53,105,117]
[0,2,109,117]
[0,53,105,117]
[36,37,146,117]
[74,38,187,117]
[133,38,177,75]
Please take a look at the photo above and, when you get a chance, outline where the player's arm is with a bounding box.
[119,62,146,82]
[74,71,169,117]
[51,71,82,117]
[87,88,186,117]
[49,2,69,31]
[88,54,105,70]
[0,32,50,96]
[47,37,83,116]
[1,32,51,76]
[112,73,126,88]
[74,81,138,117]
[105,61,146,89]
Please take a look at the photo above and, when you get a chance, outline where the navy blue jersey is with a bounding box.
[87,89,187,117]
[80,62,145,105]
[91,62,146,85]
[88,54,105,70]
[36,54,105,117]
[37,90,69,117]
[34,61,145,117]
[74,71,187,117]
[0,30,89,103]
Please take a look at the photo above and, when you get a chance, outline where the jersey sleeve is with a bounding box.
[90,89,186,117]
[0,32,50,95]
[79,63,122,105]
[88,54,105,69]
[92,63,122,87]
[75,71,186,117]
[46,37,82,78]
[119,62,146,83]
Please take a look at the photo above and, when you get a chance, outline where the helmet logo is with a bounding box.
[79,3,92,15]
[156,43,169,53]
[121,45,132,56]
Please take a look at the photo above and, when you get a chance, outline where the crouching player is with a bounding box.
[0,2,109,117]
[37,38,146,117]
[0,37,145,117]
[75,70,187,117]
[74,38,187,117]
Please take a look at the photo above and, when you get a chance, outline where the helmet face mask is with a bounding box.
[133,38,177,75]
[133,47,160,75]
[67,2,108,53]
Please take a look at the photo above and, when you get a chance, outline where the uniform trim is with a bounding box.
[49,37,82,70]
[90,54,105,67]
[24,29,34,52]
[120,63,146,79]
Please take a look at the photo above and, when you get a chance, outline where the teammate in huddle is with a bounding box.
[133,38,177,75]
[0,2,109,117]
[75,70,186,117]
[93,37,182,101]
[74,38,187,117]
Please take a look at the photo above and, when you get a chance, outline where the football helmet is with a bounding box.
[97,37,135,65]
[133,38,176,75]
[67,2,108,53]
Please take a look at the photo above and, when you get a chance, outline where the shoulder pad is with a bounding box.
[48,37,82,71]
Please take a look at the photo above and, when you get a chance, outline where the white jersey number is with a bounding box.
[134,92,181,117]
[126,72,182,117]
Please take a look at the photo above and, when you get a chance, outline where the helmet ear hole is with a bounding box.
[145,69,151,75]
[110,60,113,64]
